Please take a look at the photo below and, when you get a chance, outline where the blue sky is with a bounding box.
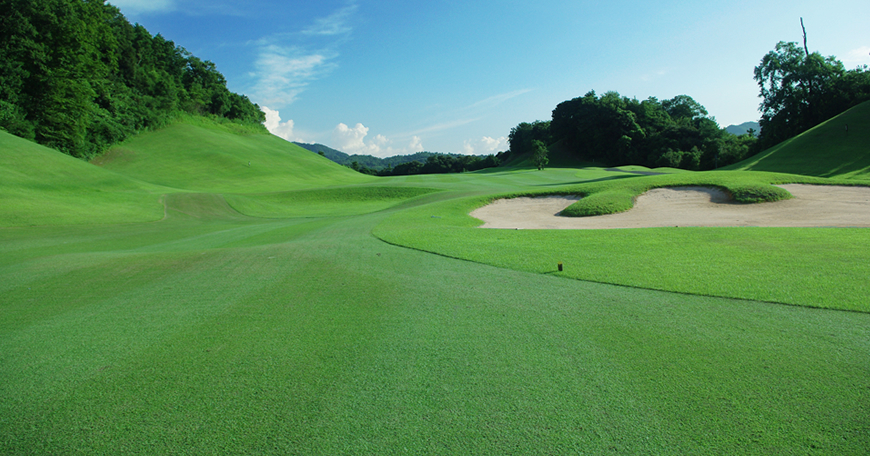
[111,0,869,157]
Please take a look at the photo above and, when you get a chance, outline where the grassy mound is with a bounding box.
[225,186,441,218]
[0,130,164,227]
[93,119,372,193]
[728,100,870,180]
[560,171,806,217]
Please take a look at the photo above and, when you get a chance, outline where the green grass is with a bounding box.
[225,186,441,218]
[93,121,372,193]
[3,201,868,454]
[0,131,165,227]
[729,100,870,180]
[2,120,869,453]
[373,170,870,311]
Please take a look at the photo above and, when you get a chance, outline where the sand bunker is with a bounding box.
[470,185,870,229]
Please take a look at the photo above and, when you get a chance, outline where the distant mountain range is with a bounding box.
[725,121,760,136]
[294,142,459,170]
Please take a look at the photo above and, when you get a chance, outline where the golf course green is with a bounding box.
[2,109,869,454]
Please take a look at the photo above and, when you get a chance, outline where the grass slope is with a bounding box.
[225,186,441,218]
[94,121,372,193]
[729,100,870,180]
[0,131,164,227]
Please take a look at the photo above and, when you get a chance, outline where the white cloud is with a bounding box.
[843,46,870,67]
[409,136,423,152]
[331,123,425,157]
[262,106,302,142]
[251,46,335,107]
[333,123,377,155]
[108,0,174,14]
[462,136,507,155]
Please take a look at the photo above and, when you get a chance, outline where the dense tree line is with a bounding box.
[510,92,757,170]
[0,0,265,158]
[754,40,870,149]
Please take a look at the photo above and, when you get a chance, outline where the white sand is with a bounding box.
[470,185,870,229]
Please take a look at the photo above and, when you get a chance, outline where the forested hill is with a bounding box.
[294,142,456,171]
[0,0,266,159]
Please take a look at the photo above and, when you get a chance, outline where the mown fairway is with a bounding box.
[2,119,869,454]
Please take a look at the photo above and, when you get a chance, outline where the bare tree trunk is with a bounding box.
[800,17,809,57]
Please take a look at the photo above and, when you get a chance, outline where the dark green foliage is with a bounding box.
[755,41,870,149]
[531,139,548,170]
[536,91,756,171]
[508,120,551,157]
[0,0,265,158]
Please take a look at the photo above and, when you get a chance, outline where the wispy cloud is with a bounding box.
[404,118,482,137]
[252,46,336,106]
[387,90,529,150]
[463,89,535,111]
[303,3,358,36]
[248,2,356,109]
[108,0,175,14]
[842,46,870,67]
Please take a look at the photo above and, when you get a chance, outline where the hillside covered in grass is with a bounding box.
[0,129,165,226]
[93,117,373,193]
[729,100,870,180]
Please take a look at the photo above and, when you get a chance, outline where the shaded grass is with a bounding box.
[225,186,441,217]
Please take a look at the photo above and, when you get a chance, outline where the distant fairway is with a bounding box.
[2,117,869,454]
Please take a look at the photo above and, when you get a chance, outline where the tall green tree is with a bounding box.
[508,120,551,156]
[754,41,846,148]
[531,140,549,170]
